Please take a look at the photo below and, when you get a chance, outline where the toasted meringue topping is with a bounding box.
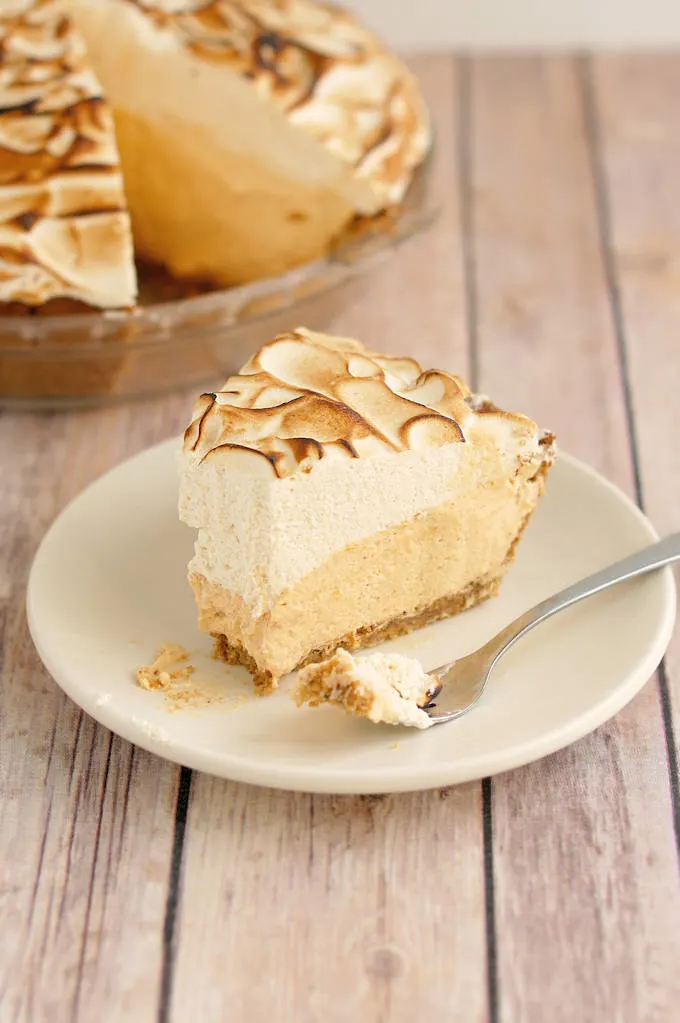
[183,328,484,478]
[0,0,136,308]
[123,0,430,206]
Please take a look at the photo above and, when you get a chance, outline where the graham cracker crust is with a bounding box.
[212,573,502,694]
[294,661,376,717]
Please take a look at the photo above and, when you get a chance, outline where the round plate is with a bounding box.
[27,439,676,794]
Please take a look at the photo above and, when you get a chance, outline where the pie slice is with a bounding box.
[0,0,136,311]
[179,327,556,692]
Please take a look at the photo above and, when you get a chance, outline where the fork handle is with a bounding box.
[490,531,680,665]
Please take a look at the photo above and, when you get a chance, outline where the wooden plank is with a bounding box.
[469,55,680,1022]
[0,398,190,1021]
[5,49,679,1023]
[172,782,485,1023]
[471,58,631,477]
[169,56,490,1023]
[592,52,680,825]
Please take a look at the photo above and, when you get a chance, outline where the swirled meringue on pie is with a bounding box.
[0,0,136,309]
[178,328,556,692]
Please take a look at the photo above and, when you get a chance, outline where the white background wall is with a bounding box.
[345,1,680,49]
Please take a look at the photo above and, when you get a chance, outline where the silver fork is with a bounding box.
[422,532,680,724]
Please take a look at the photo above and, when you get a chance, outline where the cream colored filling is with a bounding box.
[190,467,546,682]
[181,415,545,617]
[110,109,353,285]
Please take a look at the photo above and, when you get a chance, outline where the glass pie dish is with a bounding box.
[0,154,436,410]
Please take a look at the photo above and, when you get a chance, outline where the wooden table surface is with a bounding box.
[2,54,680,1023]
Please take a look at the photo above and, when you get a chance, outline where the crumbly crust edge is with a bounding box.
[212,574,501,694]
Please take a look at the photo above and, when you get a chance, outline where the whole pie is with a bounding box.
[179,327,556,692]
[0,0,431,311]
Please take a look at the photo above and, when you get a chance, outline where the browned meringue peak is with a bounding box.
[124,0,430,206]
[184,328,479,479]
[0,0,136,308]
[0,210,136,306]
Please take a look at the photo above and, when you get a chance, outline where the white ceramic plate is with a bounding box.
[27,439,676,794]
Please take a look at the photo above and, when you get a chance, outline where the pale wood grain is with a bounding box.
[471,58,631,476]
[0,398,192,1022]
[592,52,680,808]
[469,55,680,1023]
[2,50,680,1023]
[169,56,490,1023]
[172,783,485,1023]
